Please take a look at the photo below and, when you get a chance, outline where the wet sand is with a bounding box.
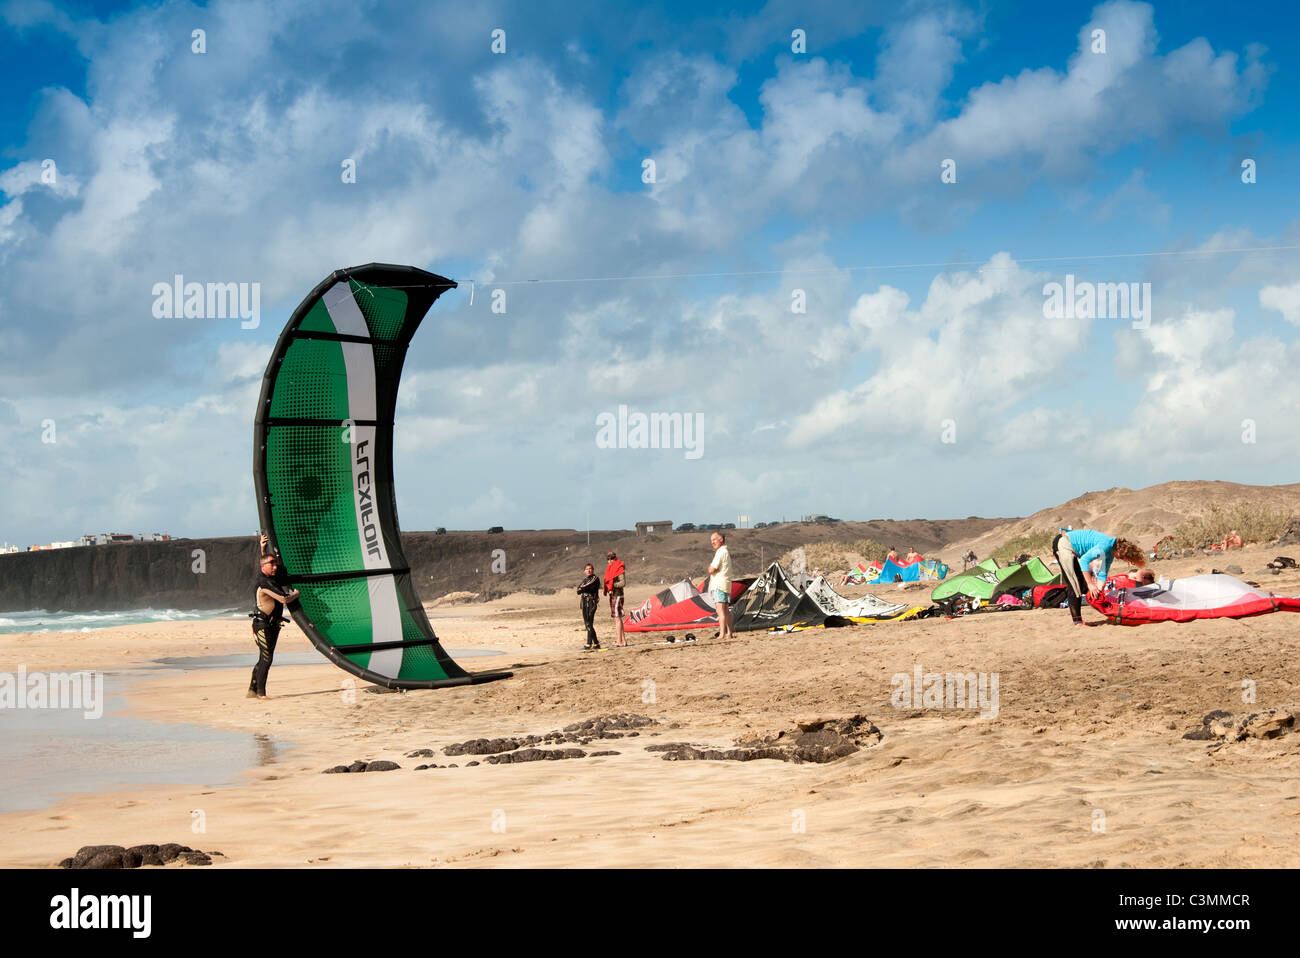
[2,547,1299,868]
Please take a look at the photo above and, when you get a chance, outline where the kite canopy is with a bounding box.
[860,557,949,584]
[254,263,510,689]
[622,563,919,634]
[802,576,914,621]
[1088,574,1300,624]
[624,578,749,632]
[730,563,921,631]
[930,556,1060,603]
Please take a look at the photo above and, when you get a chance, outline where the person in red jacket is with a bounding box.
[603,551,627,647]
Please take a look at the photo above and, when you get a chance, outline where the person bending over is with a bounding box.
[1050,529,1145,626]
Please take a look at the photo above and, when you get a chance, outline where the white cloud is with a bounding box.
[788,253,1089,445]
[0,0,1290,545]
[1260,281,1300,326]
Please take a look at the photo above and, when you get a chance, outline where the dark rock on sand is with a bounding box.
[589,751,620,757]
[324,760,400,772]
[405,748,435,758]
[66,845,126,868]
[484,748,587,764]
[63,842,202,869]
[444,737,529,756]
[444,714,660,759]
[158,843,191,862]
[1183,706,1298,744]
[64,844,155,869]
[651,716,882,765]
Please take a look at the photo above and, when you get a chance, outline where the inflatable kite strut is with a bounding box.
[254,263,511,689]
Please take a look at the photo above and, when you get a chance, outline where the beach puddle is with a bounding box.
[0,674,287,814]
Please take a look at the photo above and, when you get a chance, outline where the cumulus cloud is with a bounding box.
[1260,281,1300,326]
[788,253,1090,445]
[0,0,1290,544]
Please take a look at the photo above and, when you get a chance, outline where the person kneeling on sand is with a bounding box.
[577,563,602,651]
[1222,530,1243,551]
[1050,529,1145,626]
[249,536,299,698]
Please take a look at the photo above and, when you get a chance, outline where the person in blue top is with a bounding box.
[1050,528,1145,625]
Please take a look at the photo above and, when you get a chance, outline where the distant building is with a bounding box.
[636,520,673,535]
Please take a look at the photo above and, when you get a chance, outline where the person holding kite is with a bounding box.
[248,535,299,697]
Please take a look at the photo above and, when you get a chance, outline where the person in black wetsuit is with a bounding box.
[577,563,601,651]
[248,535,299,698]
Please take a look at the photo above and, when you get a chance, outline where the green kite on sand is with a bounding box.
[254,263,512,690]
[930,556,1061,603]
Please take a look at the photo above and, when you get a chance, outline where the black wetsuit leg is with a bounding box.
[581,595,599,648]
[250,614,281,695]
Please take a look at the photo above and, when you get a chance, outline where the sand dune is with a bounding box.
[945,480,1300,559]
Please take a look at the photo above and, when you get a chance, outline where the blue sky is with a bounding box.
[3,0,1300,545]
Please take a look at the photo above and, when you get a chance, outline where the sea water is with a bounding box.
[0,671,285,814]
[0,607,477,635]
[0,610,501,813]
[0,607,239,635]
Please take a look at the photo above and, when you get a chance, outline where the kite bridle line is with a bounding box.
[352,243,1300,293]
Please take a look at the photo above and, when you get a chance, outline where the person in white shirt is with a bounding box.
[708,532,734,640]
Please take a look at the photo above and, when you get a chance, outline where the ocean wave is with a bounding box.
[0,607,240,635]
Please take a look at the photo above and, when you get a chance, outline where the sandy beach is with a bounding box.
[3,545,1298,869]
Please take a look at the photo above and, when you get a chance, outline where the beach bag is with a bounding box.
[1032,584,1069,608]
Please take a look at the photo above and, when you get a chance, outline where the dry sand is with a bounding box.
[3,546,1299,868]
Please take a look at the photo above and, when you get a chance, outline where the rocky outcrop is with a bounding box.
[59,843,220,868]
[648,715,882,764]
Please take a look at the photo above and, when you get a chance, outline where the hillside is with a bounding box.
[943,480,1300,559]
[0,516,1011,613]
[8,479,1297,613]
